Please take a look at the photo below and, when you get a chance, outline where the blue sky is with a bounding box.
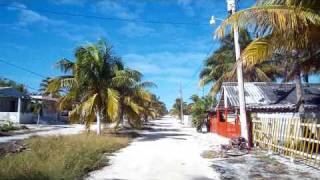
[1,0,259,108]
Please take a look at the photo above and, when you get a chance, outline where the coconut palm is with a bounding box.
[140,94,167,122]
[216,0,320,112]
[47,40,121,135]
[200,30,282,97]
[170,98,187,120]
[110,65,157,128]
[40,77,61,97]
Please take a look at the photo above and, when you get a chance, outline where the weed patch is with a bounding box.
[0,133,130,180]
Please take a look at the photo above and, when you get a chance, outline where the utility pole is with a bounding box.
[179,81,184,124]
[227,0,249,140]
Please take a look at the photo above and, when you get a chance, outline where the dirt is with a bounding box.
[204,150,319,180]
[0,140,27,157]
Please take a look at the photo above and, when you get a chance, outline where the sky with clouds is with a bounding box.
[0,0,258,108]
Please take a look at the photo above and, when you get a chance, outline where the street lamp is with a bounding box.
[210,0,249,141]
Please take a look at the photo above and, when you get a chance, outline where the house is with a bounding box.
[210,82,320,168]
[209,82,320,138]
[0,87,33,124]
[30,95,68,124]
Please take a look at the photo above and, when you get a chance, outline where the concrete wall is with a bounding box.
[0,112,35,124]
[20,113,35,124]
[0,112,19,123]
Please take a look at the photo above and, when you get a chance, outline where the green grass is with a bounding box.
[0,121,28,132]
[0,133,130,180]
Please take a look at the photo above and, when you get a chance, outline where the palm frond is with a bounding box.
[106,88,119,121]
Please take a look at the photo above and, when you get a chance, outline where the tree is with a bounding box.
[40,77,61,97]
[200,30,281,97]
[216,0,320,112]
[47,40,121,135]
[0,77,27,93]
[189,95,215,132]
[111,67,156,128]
[170,98,187,120]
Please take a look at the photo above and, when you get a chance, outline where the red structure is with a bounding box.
[209,108,241,138]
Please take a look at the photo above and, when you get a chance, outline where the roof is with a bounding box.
[30,95,58,102]
[0,87,27,98]
[217,82,320,112]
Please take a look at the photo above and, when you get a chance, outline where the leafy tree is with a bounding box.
[189,95,215,131]
[0,77,27,93]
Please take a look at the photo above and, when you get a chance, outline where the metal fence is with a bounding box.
[252,113,320,169]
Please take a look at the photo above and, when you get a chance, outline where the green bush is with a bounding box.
[0,121,28,132]
[0,133,130,180]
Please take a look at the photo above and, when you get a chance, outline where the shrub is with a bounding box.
[0,133,130,179]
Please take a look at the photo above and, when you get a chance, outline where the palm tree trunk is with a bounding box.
[144,113,148,122]
[37,113,40,126]
[119,97,124,126]
[293,63,305,113]
[96,111,101,135]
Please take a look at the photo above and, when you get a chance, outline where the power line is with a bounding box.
[0,58,47,79]
[0,4,209,26]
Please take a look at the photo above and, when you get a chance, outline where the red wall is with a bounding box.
[209,110,241,138]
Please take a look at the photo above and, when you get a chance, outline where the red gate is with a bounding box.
[209,109,241,138]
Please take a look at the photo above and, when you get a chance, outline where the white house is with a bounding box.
[0,87,33,124]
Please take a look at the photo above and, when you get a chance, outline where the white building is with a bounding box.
[0,87,33,124]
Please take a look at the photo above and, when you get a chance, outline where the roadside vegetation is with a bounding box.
[46,40,167,134]
[0,121,28,133]
[0,133,131,179]
[214,0,320,113]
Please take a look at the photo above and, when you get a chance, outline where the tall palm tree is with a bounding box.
[216,0,320,112]
[200,30,281,97]
[47,40,121,135]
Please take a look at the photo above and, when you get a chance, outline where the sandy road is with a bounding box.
[88,116,228,180]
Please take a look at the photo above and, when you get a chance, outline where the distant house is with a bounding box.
[209,82,320,138]
[30,95,67,124]
[0,87,33,124]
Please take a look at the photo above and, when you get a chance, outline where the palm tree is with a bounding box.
[200,30,282,97]
[140,94,166,122]
[216,0,320,112]
[111,66,156,128]
[47,40,121,135]
[39,77,61,97]
[170,98,187,120]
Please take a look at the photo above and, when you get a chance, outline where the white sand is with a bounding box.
[87,116,228,180]
[0,124,85,143]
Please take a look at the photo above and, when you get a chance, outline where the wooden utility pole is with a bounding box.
[179,81,184,124]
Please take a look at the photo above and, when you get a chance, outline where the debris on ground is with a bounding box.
[7,141,27,153]
[0,140,27,157]
[221,137,249,157]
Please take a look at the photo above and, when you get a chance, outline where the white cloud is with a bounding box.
[120,23,155,37]
[123,51,205,79]
[7,3,107,42]
[177,0,195,17]
[94,0,139,19]
[8,2,63,26]
[53,0,86,5]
